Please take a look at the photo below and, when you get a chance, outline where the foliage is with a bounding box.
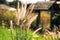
[0,0,6,4]
[0,26,60,40]
[0,8,16,20]
[0,26,16,40]
[0,26,44,40]
[0,8,16,26]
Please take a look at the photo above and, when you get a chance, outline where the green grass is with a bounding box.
[0,26,60,40]
[0,26,43,40]
[0,26,33,40]
[0,27,16,40]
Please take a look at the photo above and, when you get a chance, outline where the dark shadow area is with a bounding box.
[31,10,40,30]
[49,3,60,30]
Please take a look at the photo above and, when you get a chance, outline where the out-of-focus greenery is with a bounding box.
[0,0,18,8]
[0,8,16,20]
[0,8,16,26]
[0,0,6,4]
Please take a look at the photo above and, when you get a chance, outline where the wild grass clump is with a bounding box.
[15,27,32,40]
[0,26,33,40]
[0,26,60,40]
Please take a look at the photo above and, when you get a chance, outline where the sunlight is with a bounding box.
[20,0,50,4]
[56,1,60,4]
[6,0,14,2]
[9,8,16,11]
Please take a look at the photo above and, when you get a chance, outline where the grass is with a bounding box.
[0,26,60,40]
[0,27,16,40]
[0,26,33,40]
[0,26,44,40]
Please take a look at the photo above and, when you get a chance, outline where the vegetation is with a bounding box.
[0,7,60,40]
[0,26,42,40]
[0,8,16,26]
[0,1,60,40]
[0,26,60,40]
